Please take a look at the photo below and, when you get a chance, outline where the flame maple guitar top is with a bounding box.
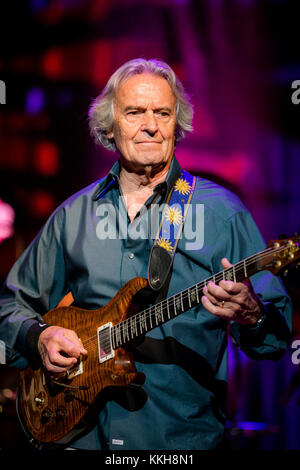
[18,276,148,443]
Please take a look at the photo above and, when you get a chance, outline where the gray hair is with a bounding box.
[88,58,193,152]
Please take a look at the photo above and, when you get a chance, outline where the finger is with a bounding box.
[78,338,88,356]
[204,282,232,301]
[202,289,225,306]
[221,257,233,269]
[42,355,71,375]
[218,280,243,295]
[221,258,253,291]
[48,349,78,368]
[201,295,237,320]
[57,334,87,359]
[62,331,88,357]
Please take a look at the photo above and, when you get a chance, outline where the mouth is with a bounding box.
[135,141,162,144]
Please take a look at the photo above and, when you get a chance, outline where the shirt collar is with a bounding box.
[92,155,182,201]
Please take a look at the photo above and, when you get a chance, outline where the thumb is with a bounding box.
[221,257,232,269]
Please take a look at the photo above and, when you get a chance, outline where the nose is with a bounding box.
[141,111,158,135]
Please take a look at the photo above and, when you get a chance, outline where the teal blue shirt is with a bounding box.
[0,156,292,450]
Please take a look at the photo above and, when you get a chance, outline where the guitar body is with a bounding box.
[17,276,148,445]
[16,234,300,446]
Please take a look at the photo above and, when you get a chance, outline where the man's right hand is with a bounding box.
[38,326,88,376]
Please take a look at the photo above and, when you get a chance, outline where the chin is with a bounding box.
[138,152,169,165]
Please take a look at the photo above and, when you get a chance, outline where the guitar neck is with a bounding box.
[111,248,275,350]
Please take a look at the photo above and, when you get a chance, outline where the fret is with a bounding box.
[130,317,134,339]
[175,296,181,314]
[128,317,132,340]
[155,305,158,325]
[134,315,138,337]
[160,303,165,323]
[181,292,184,311]
[243,259,247,278]
[149,307,153,329]
[115,324,121,347]
[188,288,191,308]
[233,266,236,283]
[127,318,131,341]
[124,320,129,342]
[140,311,147,333]
[120,323,125,346]
[122,323,126,345]
[167,298,170,319]
[155,304,163,325]
[173,296,177,316]
[247,258,257,277]
[196,285,200,303]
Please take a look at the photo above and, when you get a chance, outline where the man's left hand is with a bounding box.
[201,258,263,325]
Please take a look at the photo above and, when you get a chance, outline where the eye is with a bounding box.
[156,111,170,117]
[127,110,142,116]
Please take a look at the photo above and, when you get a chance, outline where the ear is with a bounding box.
[107,129,114,139]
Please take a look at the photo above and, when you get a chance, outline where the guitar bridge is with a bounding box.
[97,322,115,363]
[66,360,83,380]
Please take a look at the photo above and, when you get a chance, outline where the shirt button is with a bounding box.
[128,253,134,259]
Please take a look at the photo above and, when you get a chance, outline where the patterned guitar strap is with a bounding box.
[148,169,197,300]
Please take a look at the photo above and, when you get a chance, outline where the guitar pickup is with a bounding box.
[97,322,115,363]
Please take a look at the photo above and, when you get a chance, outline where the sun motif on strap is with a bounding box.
[156,237,174,253]
[165,206,183,226]
[174,178,192,195]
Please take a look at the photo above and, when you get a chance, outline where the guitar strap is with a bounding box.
[124,170,197,408]
[148,169,197,298]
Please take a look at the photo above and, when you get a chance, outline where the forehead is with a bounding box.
[115,73,175,108]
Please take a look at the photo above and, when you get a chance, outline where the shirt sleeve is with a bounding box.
[0,207,68,366]
[225,210,292,360]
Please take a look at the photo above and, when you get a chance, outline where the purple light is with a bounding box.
[25,88,45,114]
[29,0,50,12]
[235,421,267,431]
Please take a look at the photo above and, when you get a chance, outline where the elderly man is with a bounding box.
[0,58,292,450]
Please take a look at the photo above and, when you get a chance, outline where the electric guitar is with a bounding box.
[17,235,300,447]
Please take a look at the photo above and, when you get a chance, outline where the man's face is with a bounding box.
[108,73,177,172]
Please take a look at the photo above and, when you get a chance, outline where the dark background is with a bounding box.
[0,0,300,450]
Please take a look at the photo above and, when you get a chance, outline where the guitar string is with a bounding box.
[80,248,275,356]
[80,243,295,351]
[79,243,294,351]
[80,246,273,350]
[81,272,288,353]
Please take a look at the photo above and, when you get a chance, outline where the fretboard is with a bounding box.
[110,249,269,350]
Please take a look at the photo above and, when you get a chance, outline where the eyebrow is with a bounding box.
[124,106,173,113]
